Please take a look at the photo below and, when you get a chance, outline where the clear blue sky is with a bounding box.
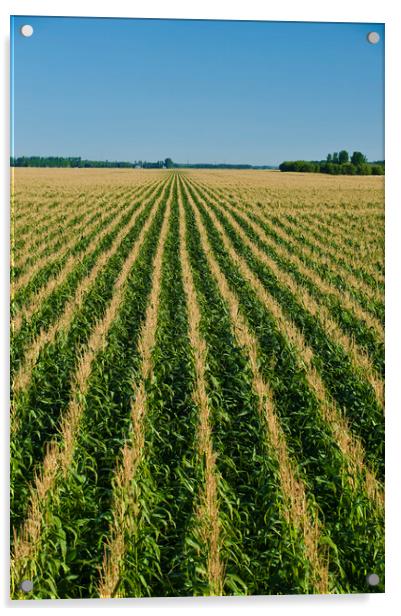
[11,17,384,165]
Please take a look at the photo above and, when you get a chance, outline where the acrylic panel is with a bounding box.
[10,16,385,600]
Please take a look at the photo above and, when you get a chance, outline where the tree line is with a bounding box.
[10,156,276,170]
[279,151,384,175]
[10,156,171,169]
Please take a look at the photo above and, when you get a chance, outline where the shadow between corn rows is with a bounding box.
[226,203,384,378]
[10,182,168,533]
[208,185,384,292]
[273,215,385,310]
[15,185,137,254]
[115,183,201,597]
[19,191,169,599]
[288,212,385,281]
[13,193,90,253]
[11,180,162,378]
[180,186,313,596]
[263,214,384,322]
[306,209,384,237]
[188,181,384,474]
[13,186,135,259]
[11,182,154,314]
[12,205,101,285]
[191,182,384,376]
[185,181,384,594]
[12,188,116,276]
[19,186,143,268]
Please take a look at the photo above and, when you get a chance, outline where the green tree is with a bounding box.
[341,163,357,175]
[357,163,372,175]
[332,152,339,164]
[339,150,349,164]
[326,153,332,162]
[164,157,174,168]
[351,151,367,165]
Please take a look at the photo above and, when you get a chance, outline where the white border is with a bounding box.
[2,1,400,614]
[0,0,394,22]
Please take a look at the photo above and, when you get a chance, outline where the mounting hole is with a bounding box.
[367,31,380,45]
[20,579,34,593]
[366,573,380,586]
[20,24,34,38]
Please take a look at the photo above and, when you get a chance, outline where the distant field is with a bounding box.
[10,167,384,598]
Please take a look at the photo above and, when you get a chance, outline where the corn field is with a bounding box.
[10,167,384,598]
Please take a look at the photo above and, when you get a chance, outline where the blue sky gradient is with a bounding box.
[11,17,384,165]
